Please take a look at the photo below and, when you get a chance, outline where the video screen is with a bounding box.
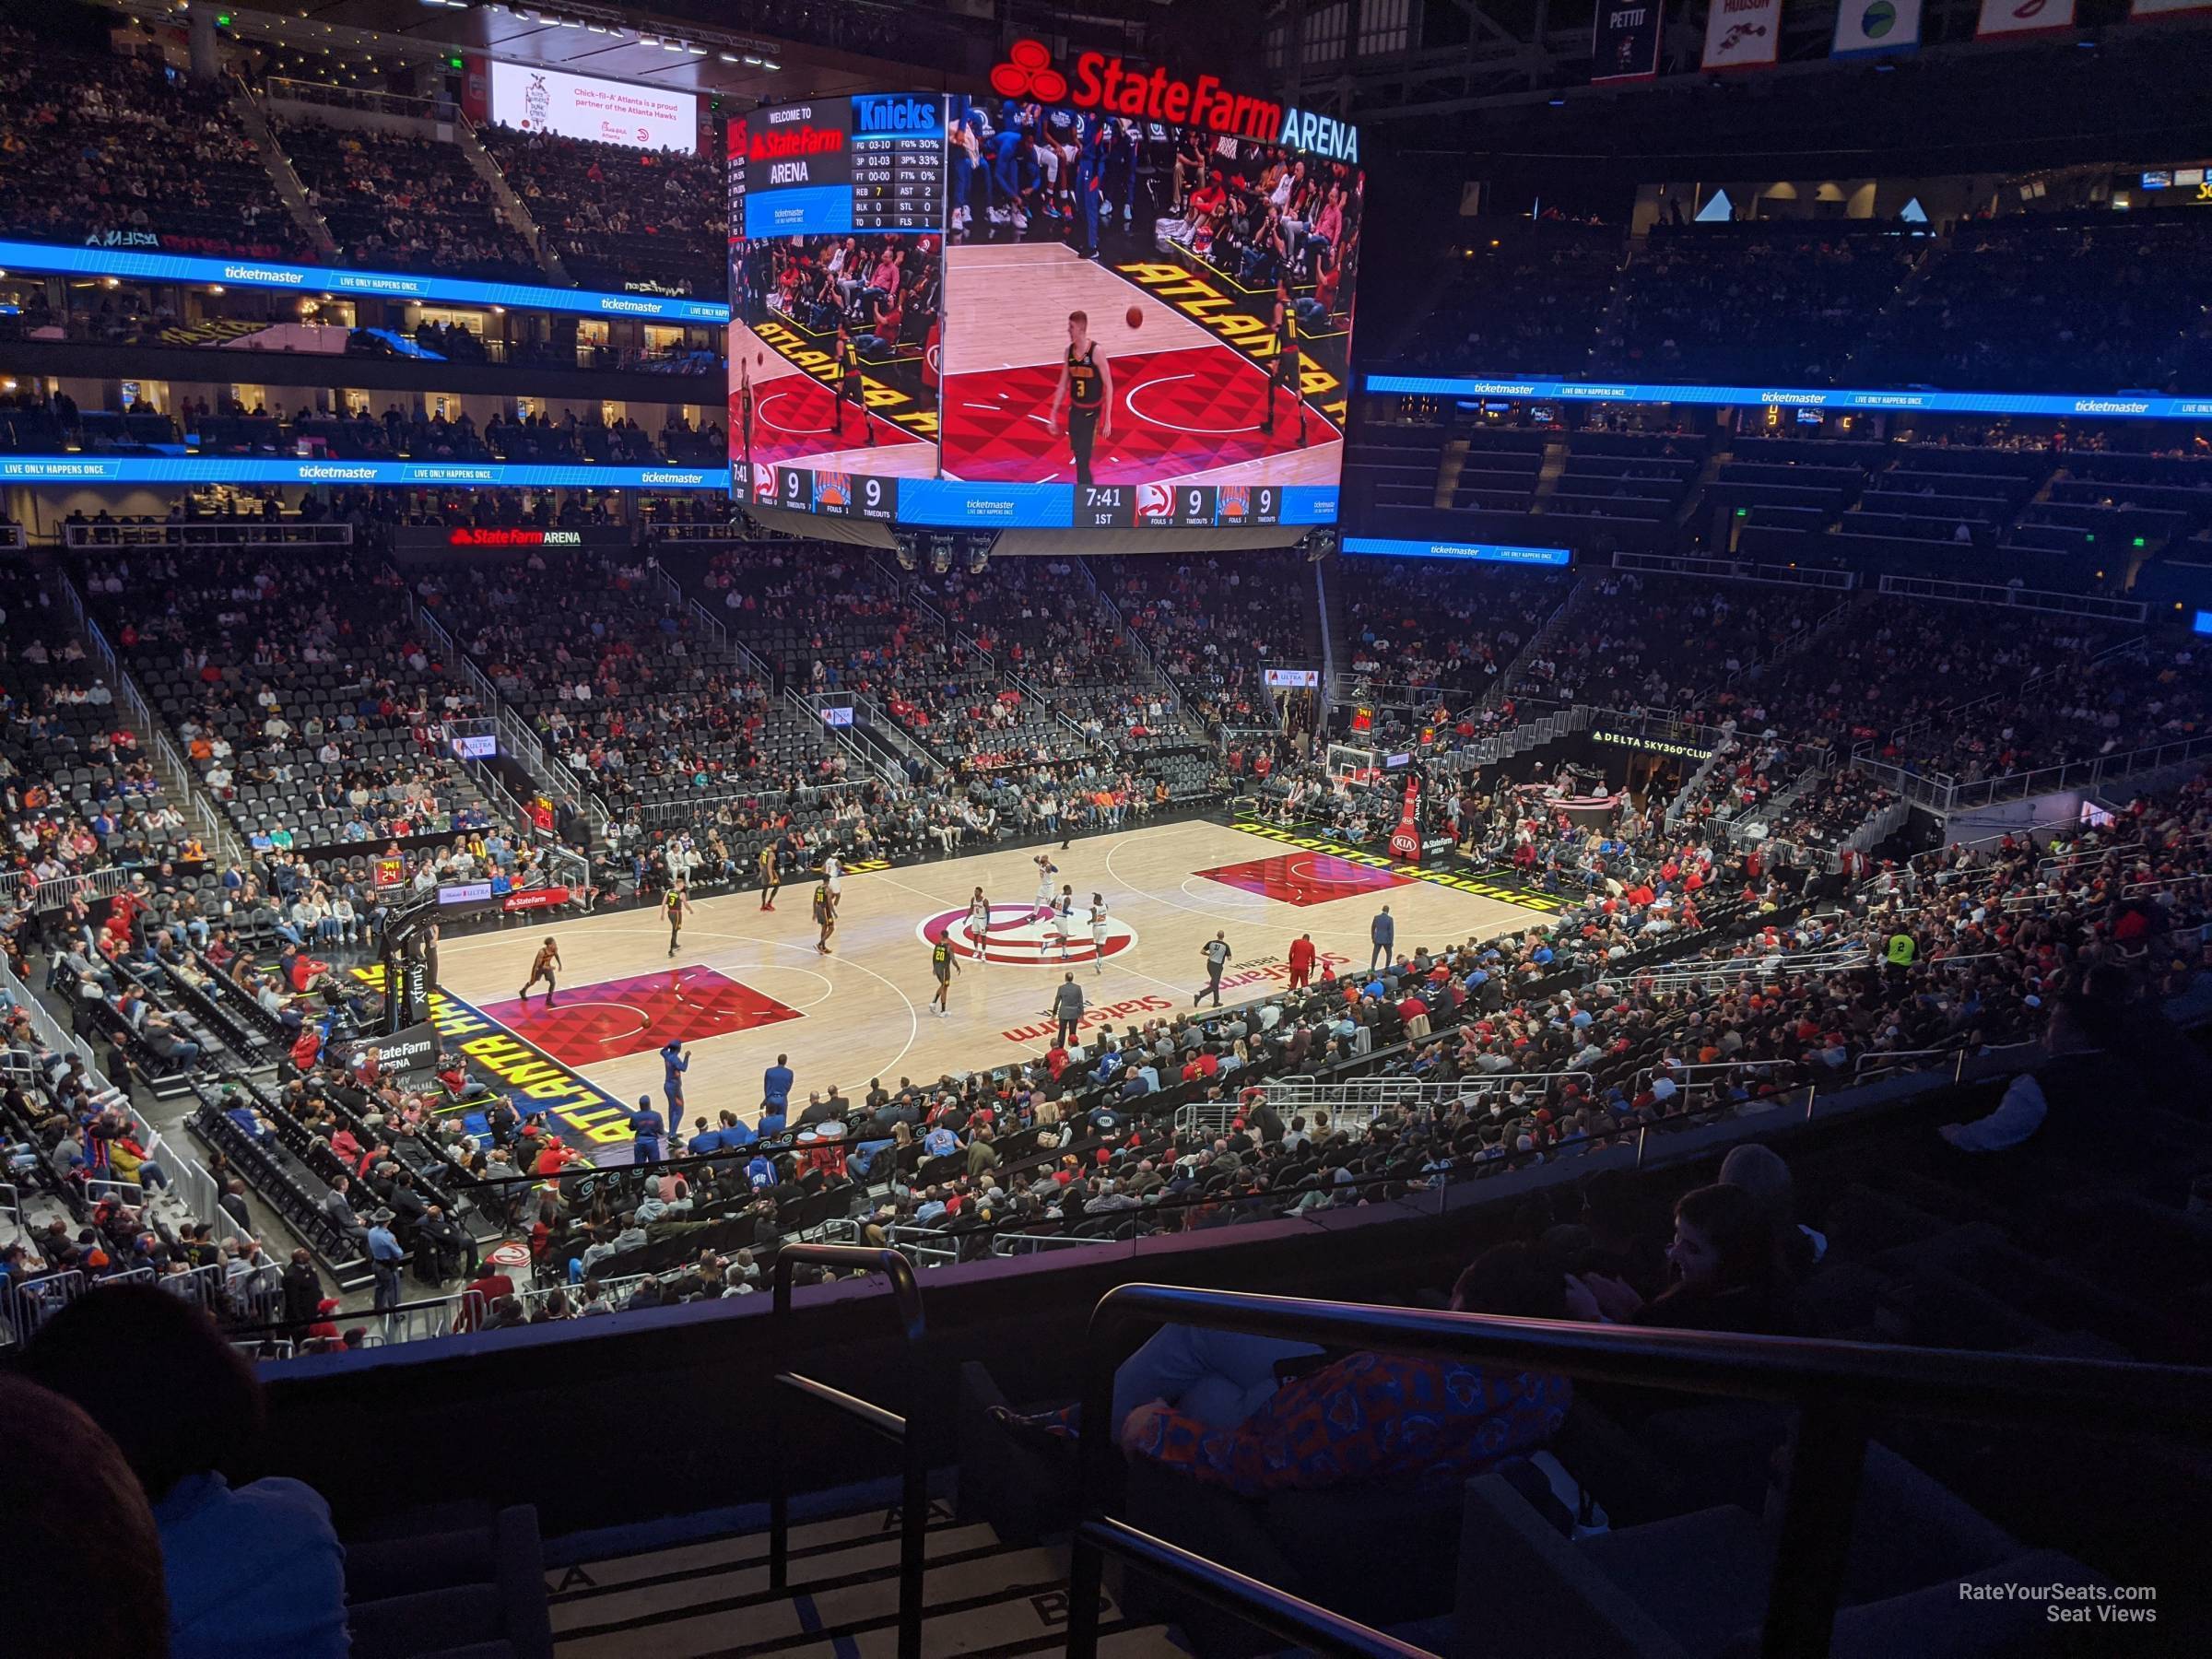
[728,88,1360,528]
[937,95,1359,526]
[729,229,943,518]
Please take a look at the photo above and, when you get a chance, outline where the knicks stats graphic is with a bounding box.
[916,903,1138,967]
[728,75,1361,529]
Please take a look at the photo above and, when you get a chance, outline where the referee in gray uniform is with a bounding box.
[1194,931,1233,1007]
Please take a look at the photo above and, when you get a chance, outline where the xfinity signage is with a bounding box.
[1369,371,2212,423]
[0,238,729,324]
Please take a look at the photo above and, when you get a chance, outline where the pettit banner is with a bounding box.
[1832,0,1921,56]
[1703,0,1783,68]
[1593,0,1665,81]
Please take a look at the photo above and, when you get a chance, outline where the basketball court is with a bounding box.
[937,243,1344,488]
[726,318,942,481]
[434,819,1541,1138]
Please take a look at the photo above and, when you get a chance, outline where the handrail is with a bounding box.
[1062,1283,2212,1659]
[766,1244,926,1659]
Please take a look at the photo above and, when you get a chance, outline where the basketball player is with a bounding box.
[737,353,759,484]
[1261,279,1306,445]
[757,841,780,912]
[813,879,837,954]
[823,850,844,914]
[829,322,864,441]
[1031,853,1058,920]
[519,935,561,1007]
[1047,311,1112,491]
[664,883,690,959]
[964,886,992,963]
[929,933,960,1018]
[1052,884,1077,960]
[1087,891,1110,976]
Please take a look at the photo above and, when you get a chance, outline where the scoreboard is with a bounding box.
[1076,482,1293,529]
[741,94,945,239]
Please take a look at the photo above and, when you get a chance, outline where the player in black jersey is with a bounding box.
[736,354,759,482]
[829,324,865,441]
[1047,311,1113,490]
[1261,280,1306,446]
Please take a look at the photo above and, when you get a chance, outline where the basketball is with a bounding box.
[1125,306,1143,330]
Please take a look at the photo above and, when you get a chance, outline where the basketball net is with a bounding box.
[1387,775,1423,865]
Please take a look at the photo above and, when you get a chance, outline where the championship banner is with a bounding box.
[1976,0,2075,37]
[1703,0,1783,68]
[1594,0,1665,80]
[1833,0,1921,56]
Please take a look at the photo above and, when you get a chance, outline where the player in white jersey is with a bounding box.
[823,851,844,913]
[1052,885,1077,959]
[1032,853,1058,919]
[1087,891,1110,975]
[964,886,992,962]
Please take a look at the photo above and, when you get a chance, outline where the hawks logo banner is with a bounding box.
[1975,0,2074,34]
[1832,0,1921,55]
[1593,0,1665,81]
[1703,0,1783,68]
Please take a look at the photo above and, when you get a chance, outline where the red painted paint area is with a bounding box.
[481,966,802,1066]
[726,378,930,468]
[939,344,1316,483]
[1193,853,1416,907]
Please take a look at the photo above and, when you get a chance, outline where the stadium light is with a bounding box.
[762,59,781,71]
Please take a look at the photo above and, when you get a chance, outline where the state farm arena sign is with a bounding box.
[916,902,1138,967]
[989,39,1359,162]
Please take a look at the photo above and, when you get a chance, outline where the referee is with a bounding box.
[1048,310,1113,490]
[1194,930,1233,1008]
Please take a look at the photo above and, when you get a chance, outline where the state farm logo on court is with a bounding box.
[916,903,1138,967]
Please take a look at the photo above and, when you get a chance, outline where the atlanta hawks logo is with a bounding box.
[916,903,1139,967]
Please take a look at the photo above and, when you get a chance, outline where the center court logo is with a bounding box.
[917,903,1137,967]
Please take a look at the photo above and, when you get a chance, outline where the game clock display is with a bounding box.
[1077,483,1287,528]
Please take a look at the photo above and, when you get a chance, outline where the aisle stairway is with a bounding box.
[545,1500,1181,1658]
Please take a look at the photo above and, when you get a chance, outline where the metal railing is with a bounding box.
[1242,1071,1596,1135]
[1855,731,2212,817]
[59,522,356,549]
[1875,571,2147,623]
[766,1245,928,1659]
[1611,549,1858,592]
[1062,1283,2212,1659]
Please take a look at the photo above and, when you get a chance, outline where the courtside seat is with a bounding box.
[345,1502,554,1659]
[1452,1444,2106,1659]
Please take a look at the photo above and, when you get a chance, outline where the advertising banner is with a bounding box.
[488,63,698,154]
